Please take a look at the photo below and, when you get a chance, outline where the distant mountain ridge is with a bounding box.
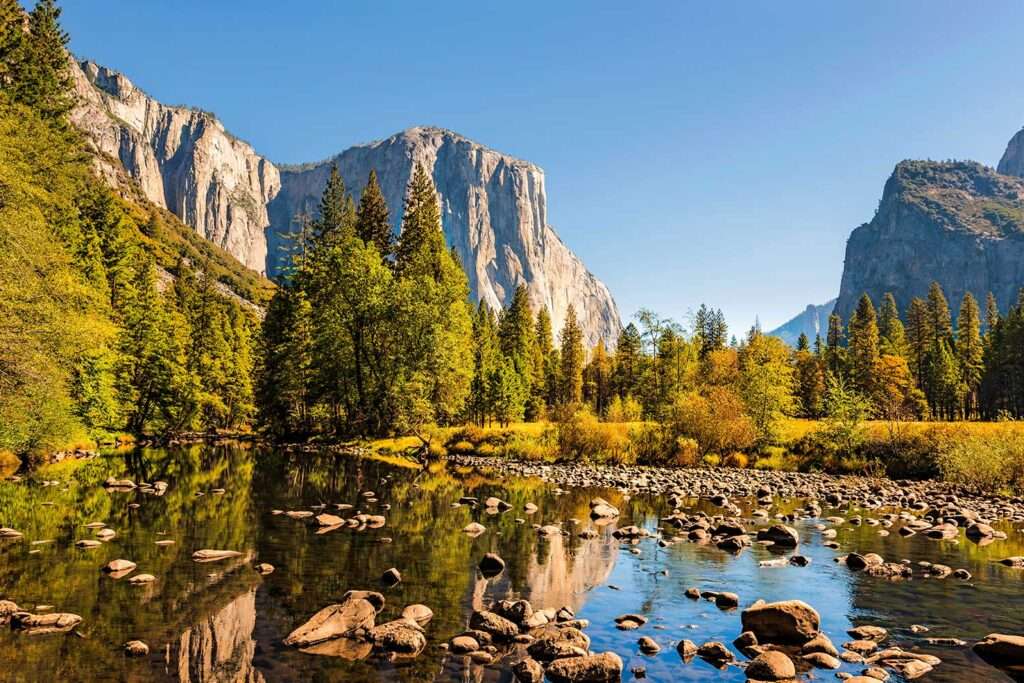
[767,299,835,347]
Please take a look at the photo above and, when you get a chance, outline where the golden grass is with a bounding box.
[777,418,1024,445]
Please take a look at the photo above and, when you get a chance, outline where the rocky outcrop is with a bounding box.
[767,299,835,347]
[268,127,620,346]
[834,160,1024,322]
[998,126,1024,178]
[70,59,280,274]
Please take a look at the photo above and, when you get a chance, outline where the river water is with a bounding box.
[0,444,1022,682]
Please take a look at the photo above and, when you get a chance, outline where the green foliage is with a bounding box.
[558,304,584,405]
[938,429,1024,495]
[354,169,393,257]
[739,331,795,444]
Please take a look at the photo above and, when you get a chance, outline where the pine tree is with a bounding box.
[488,357,526,427]
[878,292,908,358]
[314,164,352,245]
[847,293,879,393]
[927,281,953,346]
[956,292,983,418]
[613,322,642,400]
[16,0,74,121]
[825,312,845,377]
[927,339,962,420]
[796,332,809,352]
[985,292,999,336]
[469,302,500,425]
[906,297,931,386]
[584,340,612,416]
[395,163,443,277]
[355,169,392,257]
[559,305,584,405]
[498,284,535,388]
[534,307,559,411]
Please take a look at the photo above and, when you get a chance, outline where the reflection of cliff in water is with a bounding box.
[174,588,264,683]
[471,527,619,614]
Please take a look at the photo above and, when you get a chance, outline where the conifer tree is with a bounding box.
[825,313,845,377]
[469,302,500,425]
[796,332,809,351]
[498,285,535,385]
[847,293,879,393]
[534,307,559,410]
[985,292,999,337]
[956,292,983,418]
[905,297,931,385]
[584,340,612,416]
[395,163,443,276]
[314,165,352,245]
[927,281,953,346]
[613,322,642,400]
[0,0,26,89]
[354,169,393,257]
[559,305,584,405]
[16,0,73,121]
[878,292,908,358]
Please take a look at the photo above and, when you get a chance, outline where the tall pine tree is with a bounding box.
[354,169,393,258]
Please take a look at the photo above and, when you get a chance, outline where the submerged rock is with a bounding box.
[191,549,242,563]
[746,650,796,680]
[369,618,426,655]
[10,612,81,635]
[123,640,149,656]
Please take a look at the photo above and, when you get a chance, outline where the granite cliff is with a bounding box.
[834,159,1024,322]
[767,299,835,347]
[70,59,280,273]
[269,127,620,346]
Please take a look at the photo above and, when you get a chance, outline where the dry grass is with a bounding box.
[777,418,1024,445]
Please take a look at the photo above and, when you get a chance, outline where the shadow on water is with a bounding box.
[0,443,1021,681]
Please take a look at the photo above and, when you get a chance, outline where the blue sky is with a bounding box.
[58,1,1024,332]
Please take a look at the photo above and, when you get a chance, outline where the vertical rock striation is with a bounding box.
[268,127,620,346]
[70,59,280,273]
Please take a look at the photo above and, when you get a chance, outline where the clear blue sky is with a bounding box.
[57,1,1024,332]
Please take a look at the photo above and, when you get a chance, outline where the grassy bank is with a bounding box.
[365,417,1024,496]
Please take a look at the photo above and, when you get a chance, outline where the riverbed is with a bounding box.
[0,444,1022,682]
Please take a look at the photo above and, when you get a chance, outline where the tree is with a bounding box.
[825,312,845,377]
[957,292,984,418]
[878,292,908,358]
[258,285,313,436]
[796,332,809,351]
[927,281,953,346]
[820,375,872,458]
[905,297,931,386]
[558,305,584,405]
[739,331,795,444]
[0,0,26,91]
[613,322,642,400]
[794,348,825,418]
[313,164,353,245]
[354,169,393,258]
[693,303,727,358]
[584,339,612,416]
[533,307,559,413]
[927,339,963,420]
[16,0,74,121]
[847,293,879,393]
[395,163,442,277]
[468,302,500,425]
[498,284,535,389]
[488,357,527,427]
[664,388,756,458]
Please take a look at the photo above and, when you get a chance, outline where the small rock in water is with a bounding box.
[254,563,274,575]
[478,553,505,578]
[192,549,242,563]
[381,567,401,586]
[123,640,149,657]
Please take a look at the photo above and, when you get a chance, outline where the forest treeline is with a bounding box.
[5,0,1024,467]
[1,0,258,459]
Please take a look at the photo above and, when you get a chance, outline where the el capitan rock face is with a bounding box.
[834,160,1024,322]
[268,127,620,346]
[70,60,280,274]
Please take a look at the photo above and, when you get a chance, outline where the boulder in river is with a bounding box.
[544,652,623,683]
[369,618,426,655]
[462,522,487,536]
[741,599,821,644]
[284,593,380,647]
[469,610,519,640]
[973,633,1024,673]
[756,524,800,547]
[0,528,23,539]
[401,604,433,625]
[0,600,18,624]
[746,650,796,680]
[123,640,149,656]
[102,559,136,574]
[512,657,544,683]
[589,498,619,519]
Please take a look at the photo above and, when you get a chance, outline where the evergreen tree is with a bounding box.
[847,293,879,393]
[956,292,983,418]
[906,297,931,386]
[395,163,442,277]
[488,357,526,427]
[354,169,393,257]
[985,292,1000,336]
[558,305,584,404]
[927,281,953,346]
[313,164,352,245]
[927,339,963,420]
[16,0,74,121]
[0,0,26,90]
[878,292,908,358]
[468,302,500,425]
[613,322,643,400]
[584,340,612,416]
[825,312,845,377]
[796,332,809,351]
[534,307,560,411]
[258,285,312,436]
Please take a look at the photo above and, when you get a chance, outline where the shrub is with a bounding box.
[664,388,756,457]
[723,452,749,468]
[937,430,1024,494]
[499,433,556,461]
[555,407,632,463]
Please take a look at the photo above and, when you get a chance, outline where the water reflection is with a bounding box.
[0,444,1020,682]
